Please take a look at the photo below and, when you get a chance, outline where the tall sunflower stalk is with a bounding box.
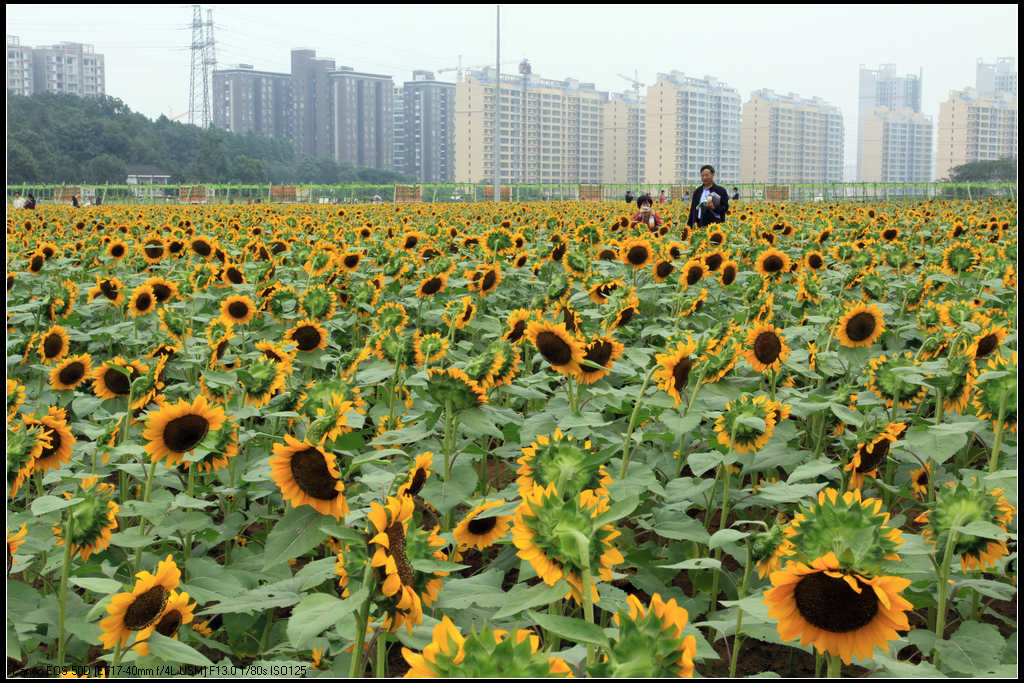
[620,365,657,479]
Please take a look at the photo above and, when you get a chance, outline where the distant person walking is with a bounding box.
[94,192,102,206]
[71,195,80,208]
[12,192,25,209]
[658,189,666,204]
[732,187,739,201]
[625,189,634,204]
[632,194,662,230]
[686,165,729,228]
[25,194,36,210]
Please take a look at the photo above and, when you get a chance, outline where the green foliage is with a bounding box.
[6,92,412,185]
[946,158,1016,183]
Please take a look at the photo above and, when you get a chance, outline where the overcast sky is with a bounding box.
[7,4,1018,175]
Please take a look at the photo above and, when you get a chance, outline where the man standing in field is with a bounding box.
[686,165,730,228]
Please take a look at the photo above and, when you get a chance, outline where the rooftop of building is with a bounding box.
[750,89,840,111]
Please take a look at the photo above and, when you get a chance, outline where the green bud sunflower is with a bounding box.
[545,273,570,301]
[784,488,903,576]
[861,273,886,301]
[589,593,697,678]
[916,478,1016,572]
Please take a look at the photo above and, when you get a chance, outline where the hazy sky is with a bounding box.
[7,4,1019,174]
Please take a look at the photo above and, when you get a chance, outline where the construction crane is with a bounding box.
[618,70,643,103]
[439,55,519,83]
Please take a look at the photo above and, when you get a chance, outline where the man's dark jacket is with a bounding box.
[686,183,730,227]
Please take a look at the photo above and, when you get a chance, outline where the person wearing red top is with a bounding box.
[631,194,662,230]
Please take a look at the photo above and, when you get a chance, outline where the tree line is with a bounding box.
[6,92,411,185]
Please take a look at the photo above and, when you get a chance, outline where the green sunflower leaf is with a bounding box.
[526,609,609,647]
[591,495,639,528]
[145,632,215,667]
[952,521,1009,541]
[932,621,1006,675]
[30,496,83,516]
[286,591,361,650]
[262,507,328,571]
[68,577,122,594]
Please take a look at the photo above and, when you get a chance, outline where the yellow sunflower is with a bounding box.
[128,284,157,317]
[49,354,93,392]
[132,590,196,656]
[142,395,227,468]
[285,319,330,353]
[744,324,791,373]
[655,337,699,407]
[220,295,257,325]
[763,552,912,665]
[453,500,513,550]
[38,325,71,364]
[269,434,350,519]
[99,555,182,650]
[836,302,885,348]
[525,320,585,379]
[578,334,625,385]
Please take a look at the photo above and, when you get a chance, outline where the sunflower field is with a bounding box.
[6,198,1017,678]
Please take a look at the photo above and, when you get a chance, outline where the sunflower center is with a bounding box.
[100,280,118,299]
[915,470,929,487]
[722,265,737,285]
[43,333,64,358]
[30,255,44,272]
[407,468,427,496]
[627,246,648,265]
[420,277,442,295]
[135,293,152,311]
[145,244,164,258]
[461,304,474,323]
[857,439,890,472]
[226,268,244,284]
[754,332,782,364]
[103,367,132,395]
[672,356,692,390]
[656,262,674,278]
[124,586,170,630]
[583,340,614,373]
[808,254,823,268]
[794,572,878,632]
[385,522,415,587]
[58,362,85,386]
[155,609,183,637]
[111,245,125,258]
[507,320,526,343]
[152,284,172,302]
[482,270,497,291]
[289,448,339,500]
[40,427,62,459]
[686,266,703,285]
[293,325,323,351]
[617,307,636,327]
[193,240,212,256]
[705,253,723,271]
[975,334,998,359]
[536,331,572,366]
[228,301,250,320]
[846,312,877,342]
[344,255,359,268]
[763,255,784,272]
[164,414,210,453]
[467,516,498,535]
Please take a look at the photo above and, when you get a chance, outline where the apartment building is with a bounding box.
[602,91,646,186]
[976,57,1017,97]
[858,107,933,183]
[8,38,105,97]
[936,88,1018,180]
[401,70,456,183]
[857,65,925,181]
[645,71,741,186]
[393,86,406,174]
[212,65,292,140]
[6,35,33,95]
[455,67,607,185]
[740,89,843,184]
[291,49,336,159]
[329,68,394,171]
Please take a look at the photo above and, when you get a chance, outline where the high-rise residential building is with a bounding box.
[857,64,923,181]
[455,66,607,185]
[645,71,741,186]
[13,39,105,97]
[212,65,292,140]
[7,36,34,95]
[393,86,406,174]
[936,88,1018,180]
[602,91,645,186]
[291,49,336,159]
[976,57,1017,97]
[329,67,394,171]
[402,70,456,183]
[858,107,933,183]
[740,89,844,184]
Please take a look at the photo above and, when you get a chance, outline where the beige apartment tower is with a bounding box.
[645,72,741,186]
[740,90,844,184]
[858,108,933,183]
[455,67,606,185]
[936,88,1018,180]
[602,92,645,186]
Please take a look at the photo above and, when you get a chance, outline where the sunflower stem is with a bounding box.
[375,631,388,677]
[933,528,959,660]
[987,388,1008,473]
[574,532,597,669]
[728,540,753,678]
[620,365,657,479]
[814,652,822,678]
[350,561,377,678]
[708,460,732,618]
[258,608,274,655]
[826,653,842,678]
[56,525,72,667]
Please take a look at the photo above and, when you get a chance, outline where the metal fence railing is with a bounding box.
[6,182,1017,206]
